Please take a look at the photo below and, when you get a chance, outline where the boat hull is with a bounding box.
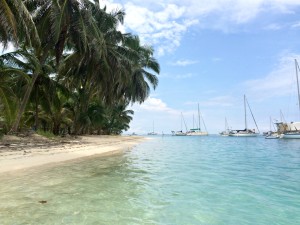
[229,133,258,137]
[280,133,300,139]
[187,132,208,136]
[265,135,279,139]
[172,131,187,136]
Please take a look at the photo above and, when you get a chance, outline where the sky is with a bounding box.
[100,0,300,135]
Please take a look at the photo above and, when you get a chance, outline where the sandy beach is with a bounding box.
[0,134,145,174]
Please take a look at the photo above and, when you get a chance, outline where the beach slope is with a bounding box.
[0,135,144,173]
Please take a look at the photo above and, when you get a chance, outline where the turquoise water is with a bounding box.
[0,135,299,225]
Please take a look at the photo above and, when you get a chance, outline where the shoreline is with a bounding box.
[0,135,146,174]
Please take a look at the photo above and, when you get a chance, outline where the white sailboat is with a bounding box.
[229,95,260,137]
[172,113,187,136]
[187,104,208,136]
[219,117,231,136]
[276,59,300,139]
[265,117,279,139]
[148,121,157,135]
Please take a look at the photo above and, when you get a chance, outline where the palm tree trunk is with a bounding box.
[10,72,39,133]
[35,88,39,131]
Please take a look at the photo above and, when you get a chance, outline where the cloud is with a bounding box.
[124,2,199,56]
[244,53,300,100]
[291,21,300,29]
[103,0,300,54]
[138,97,179,115]
[212,57,222,62]
[171,59,199,66]
[102,1,198,56]
[160,72,194,79]
[199,95,235,107]
[264,23,282,30]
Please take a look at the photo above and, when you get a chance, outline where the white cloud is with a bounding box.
[244,53,300,100]
[102,0,300,55]
[264,23,282,30]
[160,72,194,79]
[171,59,199,66]
[138,97,179,115]
[291,21,300,28]
[102,2,198,56]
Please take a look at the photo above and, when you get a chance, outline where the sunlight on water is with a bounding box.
[0,136,299,225]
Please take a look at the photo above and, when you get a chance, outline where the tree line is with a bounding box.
[0,0,159,135]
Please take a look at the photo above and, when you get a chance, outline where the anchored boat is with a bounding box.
[229,95,260,137]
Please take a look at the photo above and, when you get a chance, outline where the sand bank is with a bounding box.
[0,135,145,173]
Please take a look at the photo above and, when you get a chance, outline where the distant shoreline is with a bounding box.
[0,135,145,174]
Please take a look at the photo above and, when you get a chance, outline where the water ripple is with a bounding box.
[0,135,299,224]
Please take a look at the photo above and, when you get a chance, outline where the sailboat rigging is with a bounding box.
[219,117,230,136]
[148,121,157,135]
[229,95,259,137]
[172,112,188,136]
[275,59,300,138]
[187,104,208,136]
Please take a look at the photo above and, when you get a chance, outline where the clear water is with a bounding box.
[0,135,299,225]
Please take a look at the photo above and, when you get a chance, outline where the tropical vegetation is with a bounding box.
[0,0,159,135]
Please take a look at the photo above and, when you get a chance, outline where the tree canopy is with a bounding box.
[0,0,160,135]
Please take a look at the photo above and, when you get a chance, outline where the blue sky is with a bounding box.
[101,0,300,134]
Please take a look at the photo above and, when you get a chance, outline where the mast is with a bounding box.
[152,121,154,133]
[180,113,183,131]
[295,59,300,118]
[198,103,201,131]
[193,114,195,129]
[246,96,260,133]
[244,95,247,130]
[181,112,188,132]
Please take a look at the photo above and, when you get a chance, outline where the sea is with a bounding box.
[0,135,299,225]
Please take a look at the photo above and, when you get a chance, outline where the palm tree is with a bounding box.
[31,0,105,65]
[0,53,32,132]
[8,0,109,133]
[103,101,134,135]
[1,0,160,135]
[122,35,160,103]
[1,47,53,132]
[0,0,40,47]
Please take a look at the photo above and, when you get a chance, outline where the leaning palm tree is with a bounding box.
[31,0,104,65]
[1,47,53,132]
[0,0,40,48]
[120,35,160,103]
[0,54,31,132]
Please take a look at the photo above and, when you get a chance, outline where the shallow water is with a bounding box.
[0,135,299,225]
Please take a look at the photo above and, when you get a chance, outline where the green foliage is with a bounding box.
[0,0,160,135]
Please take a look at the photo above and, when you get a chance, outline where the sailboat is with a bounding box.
[172,113,187,136]
[229,95,260,137]
[187,104,208,136]
[148,121,158,135]
[276,59,300,139]
[265,117,279,139]
[219,117,231,136]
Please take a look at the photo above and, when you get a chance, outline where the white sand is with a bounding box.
[0,135,145,173]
